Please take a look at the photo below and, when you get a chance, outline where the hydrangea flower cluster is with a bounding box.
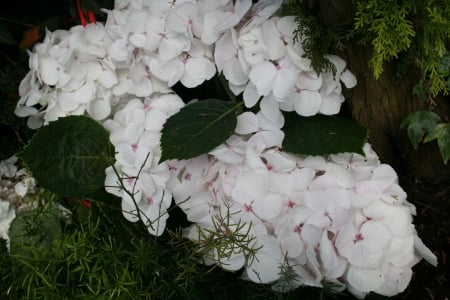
[168,139,437,297]
[14,0,436,298]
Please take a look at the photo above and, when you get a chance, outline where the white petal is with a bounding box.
[347,265,385,292]
[249,61,276,96]
[243,82,260,108]
[88,99,111,120]
[253,192,284,220]
[341,69,357,88]
[181,57,216,88]
[246,235,283,283]
[294,89,321,116]
[74,81,95,104]
[262,18,285,60]
[39,57,59,85]
[236,112,259,134]
[58,92,78,112]
[319,92,344,115]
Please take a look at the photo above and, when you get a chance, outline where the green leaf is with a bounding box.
[400,111,441,149]
[9,206,61,260]
[423,123,450,164]
[160,99,239,162]
[282,113,368,156]
[17,116,115,197]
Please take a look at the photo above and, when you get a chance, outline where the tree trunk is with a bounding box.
[317,0,450,185]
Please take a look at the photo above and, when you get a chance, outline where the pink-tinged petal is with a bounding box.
[374,265,412,296]
[277,16,296,43]
[253,192,284,220]
[294,89,321,116]
[350,221,392,268]
[39,57,59,85]
[166,2,198,34]
[262,18,285,61]
[320,231,347,278]
[249,61,277,96]
[181,57,216,88]
[243,82,260,108]
[262,150,296,172]
[272,59,298,100]
[363,202,413,237]
[347,265,385,292]
[246,234,283,283]
[236,112,259,134]
[232,170,268,204]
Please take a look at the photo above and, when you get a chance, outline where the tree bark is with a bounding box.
[316,0,450,185]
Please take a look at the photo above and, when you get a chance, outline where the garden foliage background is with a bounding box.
[0,0,448,299]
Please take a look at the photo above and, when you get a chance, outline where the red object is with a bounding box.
[77,0,96,27]
[81,199,91,208]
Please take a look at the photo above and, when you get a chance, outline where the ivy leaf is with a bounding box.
[282,113,368,156]
[17,116,115,197]
[160,99,238,162]
[423,123,450,164]
[400,111,441,149]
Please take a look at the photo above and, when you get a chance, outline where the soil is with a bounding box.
[394,176,449,300]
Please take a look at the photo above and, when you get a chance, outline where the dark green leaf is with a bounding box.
[423,123,450,164]
[160,99,239,162]
[282,113,368,156]
[400,111,441,149]
[17,116,115,197]
[9,207,61,260]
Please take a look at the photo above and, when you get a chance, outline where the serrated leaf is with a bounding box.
[17,116,114,197]
[282,113,368,156]
[160,99,239,162]
[400,111,441,149]
[423,123,450,164]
